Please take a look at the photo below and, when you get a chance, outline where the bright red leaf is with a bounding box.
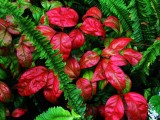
[103,16,120,32]
[11,108,27,118]
[43,71,63,104]
[69,29,85,49]
[108,38,132,52]
[109,54,127,66]
[64,57,80,80]
[82,6,102,20]
[101,48,117,58]
[36,25,56,40]
[46,7,79,27]
[50,32,72,61]
[80,18,105,37]
[122,48,142,66]
[124,92,148,120]
[79,51,100,69]
[76,78,96,101]
[105,95,124,120]
[17,66,48,96]
[0,81,11,102]
[105,64,126,91]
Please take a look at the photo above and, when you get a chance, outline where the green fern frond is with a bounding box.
[98,0,131,31]
[132,40,160,75]
[0,1,86,118]
[35,106,81,120]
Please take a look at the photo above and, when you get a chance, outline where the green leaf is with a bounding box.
[82,70,93,80]
[149,95,160,114]
[35,107,81,120]
[0,68,7,80]
[0,103,6,120]
[41,1,62,11]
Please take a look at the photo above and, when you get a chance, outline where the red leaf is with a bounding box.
[122,48,142,66]
[91,59,107,82]
[43,71,63,104]
[105,95,124,120]
[85,105,98,118]
[80,18,105,37]
[46,7,79,27]
[79,51,100,69]
[109,54,127,66]
[82,6,102,20]
[76,78,96,101]
[105,64,126,91]
[101,48,117,58]
[36,25,56,40]
[11,108,27,118]
[51,32,72,61]
[108,38,132,52]
[103,16,120,32]
[17,66,48,96]
[124,92,148,120]
[64,57,80,80]
[16,45,32,67]
[0,81,11,102]
[69,29,85,49]
[0,18,9,28]
[97,105,105,117]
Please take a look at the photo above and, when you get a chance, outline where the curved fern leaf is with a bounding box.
[132,40,160,75]
[149,95,160,114]
[35,107,81,120]
[0,1,86,118]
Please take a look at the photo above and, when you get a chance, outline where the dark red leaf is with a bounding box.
[50,32,72,61]
[0,18,9,28]
[97,105,105,117]
[76,78,96,101]
[108,38,132,52]
[11,108,27,118]
[122,48,142,66]
[91,59,107,82]
[16,45,32,67]
[79,51,100,69]
[36,25,56,40]
[82,6,102,20]
[80,18,105,37]
[43,71,63,104]
[17,66,48,96]
[105,95,124,120]
[64,57,80,80]
[0,81,11,102]
[46,7,79,27]
[69,29,85,49]
[109,54,127,66]
[105,64,126,91]
[101,48,117,58]
[124,92,148,120]
[103,16,120,32]
[85,105,98,118]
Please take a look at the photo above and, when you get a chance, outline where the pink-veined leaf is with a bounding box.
[0,81,11,102]
[109,54,127,66]
[82,6,102,20]
[17,66,48,96]
[50,32,72,61]
[11,108,27,118]
[91,59,107,82]
[105,95,124,120]
[16,45,32,67]
[124,92,148,120]
[43,71,63,104]
[101,48,117,58]
[46,7,79,27]
[80,18,105,37]
[64,57,80,80]
[69,29,85,49]
[105,64,126,91]
[108,38,132,52]
[36,25,56,40]
[76,78,96,101]
[103,16,120,32]
[122,48,142,66]
[79,51,100,69]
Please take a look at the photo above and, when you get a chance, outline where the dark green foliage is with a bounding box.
[0,103,5,120]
